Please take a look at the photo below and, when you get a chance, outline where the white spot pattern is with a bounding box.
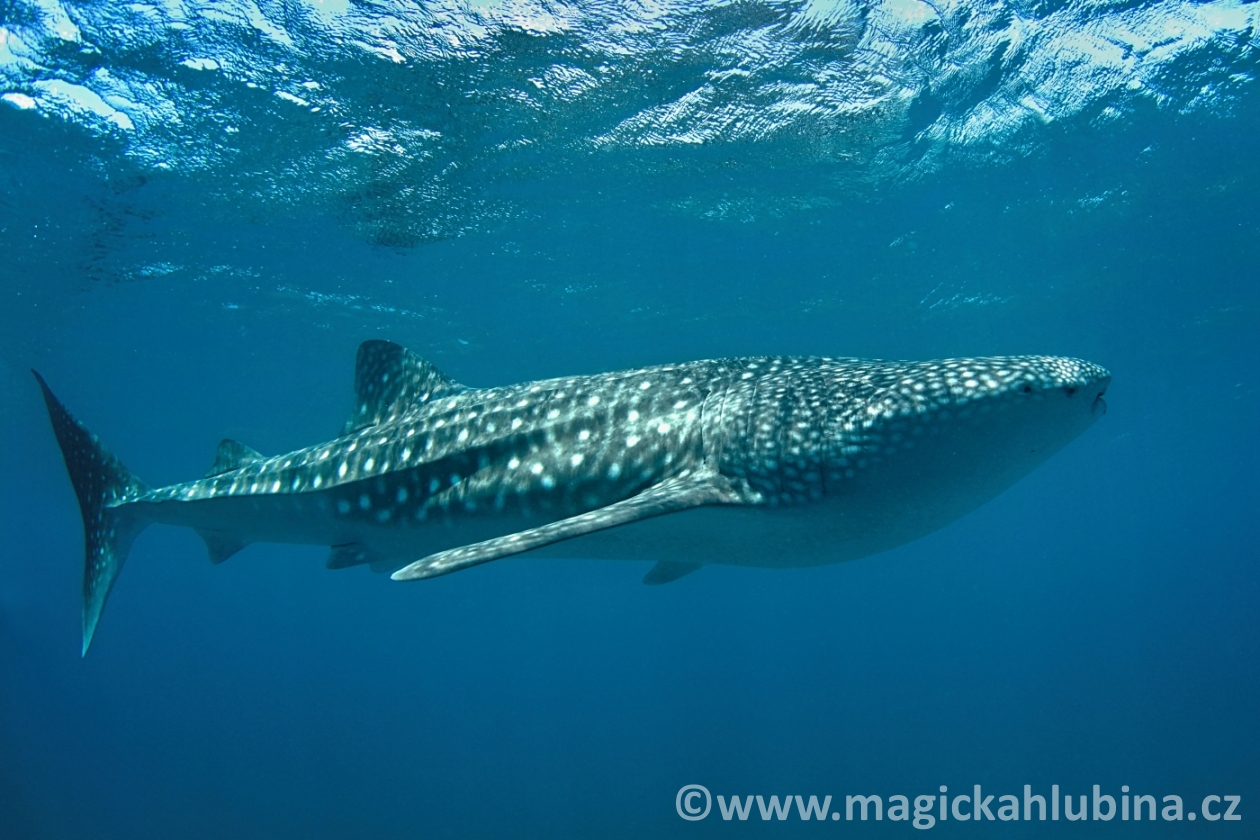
[133,350,1107,538]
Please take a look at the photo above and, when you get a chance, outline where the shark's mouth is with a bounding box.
[1092,393,1108,417]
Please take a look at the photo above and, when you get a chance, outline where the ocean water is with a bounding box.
[1,0,1258,837]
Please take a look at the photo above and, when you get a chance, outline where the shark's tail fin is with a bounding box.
[33,371,150,656]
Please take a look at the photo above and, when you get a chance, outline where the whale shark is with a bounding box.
[36,341,1110,654]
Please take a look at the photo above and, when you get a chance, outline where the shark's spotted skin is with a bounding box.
[36,342,1110,654]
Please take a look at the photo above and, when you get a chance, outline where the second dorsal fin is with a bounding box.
[342,340,464,435]
[206,439,266,477]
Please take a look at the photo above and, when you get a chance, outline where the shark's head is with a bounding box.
[817,355,1110,554]
[857,355,1111,462]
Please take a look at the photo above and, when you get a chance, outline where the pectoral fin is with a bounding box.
[642,560,701,585]
[392,470,754,581]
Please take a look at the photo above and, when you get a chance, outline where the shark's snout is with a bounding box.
[1050,362,1110,421]
[1079,370,1111,419]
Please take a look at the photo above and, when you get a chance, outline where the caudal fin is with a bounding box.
[33,372,150,656]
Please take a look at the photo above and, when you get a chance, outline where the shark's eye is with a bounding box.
[1066,387,1077,397]
[1022,385,1033,394]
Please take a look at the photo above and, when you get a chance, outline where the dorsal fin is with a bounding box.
[342,340,464,435]
[206,439,265,477]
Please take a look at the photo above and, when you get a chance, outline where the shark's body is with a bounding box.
[37,341,1110,654]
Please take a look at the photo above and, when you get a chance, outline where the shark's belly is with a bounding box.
[534,469,1015,569]
[133,491,552,564]
[528,505,834,567]
[133,427,1031,571]
[529,502,915,568]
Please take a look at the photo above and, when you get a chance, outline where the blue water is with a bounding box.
[1,0,1258,837]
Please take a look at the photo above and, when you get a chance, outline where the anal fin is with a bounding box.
[643,560,701,585]
[330,547,399,573]
[327,543,375,570]
[392,470,756,581]
[195,529,251,565]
